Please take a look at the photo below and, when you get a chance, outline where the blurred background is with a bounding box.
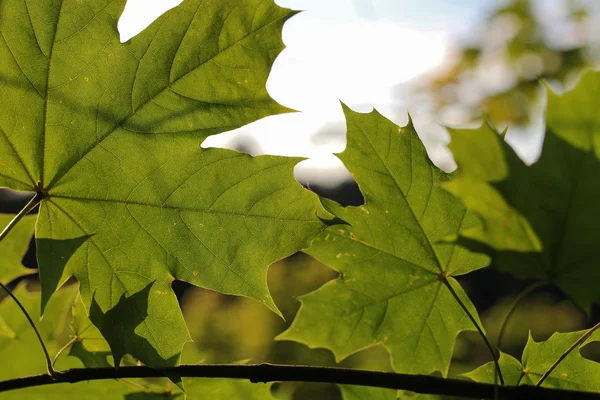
[2,0,600,398]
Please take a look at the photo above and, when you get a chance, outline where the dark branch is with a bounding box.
[1,363,600,399]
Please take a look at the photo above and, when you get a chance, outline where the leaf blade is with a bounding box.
[1,0,333,368]
[280,106,489,376]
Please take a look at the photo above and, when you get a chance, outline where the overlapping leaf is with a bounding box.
[465,329,600,392]
[0,214,36,284]
[0,213,37,340]
[279,106,489,376]
[0,283,134,399]
[0,285,275,399]
[0,0,334,368]
[445,70,600,312]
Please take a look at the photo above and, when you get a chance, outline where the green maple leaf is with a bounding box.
[69,292,112,368]
[444,70,600,312]
[0,283,133,399]
[0,0,334,368]
[0,285,275,399]
[464,329,600,392]
[278,106,489,376]
[462,352,525,387]
[0,214,36,284]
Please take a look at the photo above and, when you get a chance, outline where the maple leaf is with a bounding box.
[445,70,600,312]
[0,214,36,284]
[278,105,489,376]
[0,284,275,399]
[0,0,333,368]
[465,329,600,392]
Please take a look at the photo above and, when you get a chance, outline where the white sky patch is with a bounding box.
[118,1,452,185]
[118,0,182,42]
[269,16,448,116]
[203,15,449,184]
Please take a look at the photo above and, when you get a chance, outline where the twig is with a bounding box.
[536,322,600,387]
[1,363,600,399]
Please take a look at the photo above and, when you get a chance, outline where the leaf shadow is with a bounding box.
[89,281,180,371]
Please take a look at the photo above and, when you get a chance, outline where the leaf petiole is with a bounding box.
[497,281,546,351]
[0,192,43,244]
[442,278,505,385]
[0,192,59,379]
[0,282,58,379]
[52,335,78,367]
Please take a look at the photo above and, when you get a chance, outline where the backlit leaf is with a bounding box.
[462,351,524,386]
[0,285,275,399]
[445,70,600,312]
[0,214,36,284]
[465,329,600,392]
[0,0,334,368]
[279,106,489,376]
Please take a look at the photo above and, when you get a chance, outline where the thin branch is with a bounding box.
[442,277,505,385]
[0,282,56,378]
[1,364,600,399]
[0,192,42,243]
[497,281,546,350]
[536,322,600,387]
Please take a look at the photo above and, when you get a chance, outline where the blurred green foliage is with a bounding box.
[181,254,392,400]
[415,0,594,126]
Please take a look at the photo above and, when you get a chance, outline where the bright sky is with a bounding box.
[118,0,496,186]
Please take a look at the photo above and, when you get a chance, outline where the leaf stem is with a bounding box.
[0,282,57,378]
[441,278,505,385]
[0,192,53,376]
[535,321,600,387]
[52,336,78,367]
[0,192,42,244]
[497,281,546,350]
[0,363,599,399]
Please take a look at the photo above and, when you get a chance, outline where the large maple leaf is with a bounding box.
[0,0,333,368]
[279,106,489,376]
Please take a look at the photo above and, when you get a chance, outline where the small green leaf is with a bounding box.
[445,70,600,312]
[0,284,132,400]
[0,213,36,284]
[36,235,91,313]
[522,330,600,391]
[279,106,489,376]
[0,284,276,399]
[464,330,600,392]
[69,292,112,368]
[89,281,184,370]
[462,351,524,386]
